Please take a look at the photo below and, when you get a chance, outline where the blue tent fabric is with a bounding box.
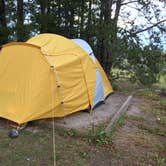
[93,69,104,107]
[71,39,96,63]
[71,39,106,108]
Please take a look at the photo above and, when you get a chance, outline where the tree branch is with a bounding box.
[114,0,122,21]
[121,0,138,6]
[132,19,166,35]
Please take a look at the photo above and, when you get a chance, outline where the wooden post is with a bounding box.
[105,95,133,136]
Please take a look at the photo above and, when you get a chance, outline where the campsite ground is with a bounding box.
[0,79,166,166]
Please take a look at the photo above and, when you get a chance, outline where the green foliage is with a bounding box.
[160,86,166,95]
[0,0,165,87]
[111,31,164,86]
[86,114,126,146]
[128,47,163,86]
[108,113,126,138]
[160,62,166,83]
[66,129,78,137]
[86,126,112,145]
[156,155,165,166]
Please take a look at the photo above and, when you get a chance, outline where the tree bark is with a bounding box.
[0,0,8,44]
[114,0,122,20]
[80,0,85,38]
[69,5,74,38]
[96,1,104,65]
[103,0,113,21]
[39,0,47,33]
[98,0,122,75]
[57,0,61,31]
[86,0,92,43]
[16,0,24,41]
[63,1,70,37]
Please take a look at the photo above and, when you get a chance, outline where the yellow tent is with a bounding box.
[0,33,113,124]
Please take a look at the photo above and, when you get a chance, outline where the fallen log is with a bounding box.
[105,95,133,136]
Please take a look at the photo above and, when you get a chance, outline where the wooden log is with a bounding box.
[105,95,133,136]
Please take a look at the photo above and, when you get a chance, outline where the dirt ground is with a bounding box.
[46,93,127,131]
[0,90,165,166]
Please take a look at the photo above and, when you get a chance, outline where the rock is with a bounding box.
[8,129,19,138]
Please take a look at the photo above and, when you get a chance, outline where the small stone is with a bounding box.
[157,117,160,121]
[26,157,31,161]
[8,129,19,138]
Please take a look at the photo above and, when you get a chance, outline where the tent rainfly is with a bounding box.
[0,33,113,124]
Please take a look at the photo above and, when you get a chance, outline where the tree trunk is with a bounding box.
[80,0,85,38]
[96,1,104,65]
[0,0,8,45]
[16,0,24,41]
[113,0,121,40]
[39,0,47,33]
[63,2,70,37]
[69,5,74,38]
[110,0,122,71]
[99,0,122,75]
[86,0,92,43]
[57,0,61,32]
[104,0,113,21]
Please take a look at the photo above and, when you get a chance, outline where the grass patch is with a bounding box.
[127,115,146,122]
[141,99,166,126]
[109,113,126,134]
[112,78,140,93]
[86,125,111,145]
[86,114,126,146]
[159,99,166,108]
[138,124,166,137]
[136,90,160,101]
[155,154,165,166]
[154,143,166,154]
